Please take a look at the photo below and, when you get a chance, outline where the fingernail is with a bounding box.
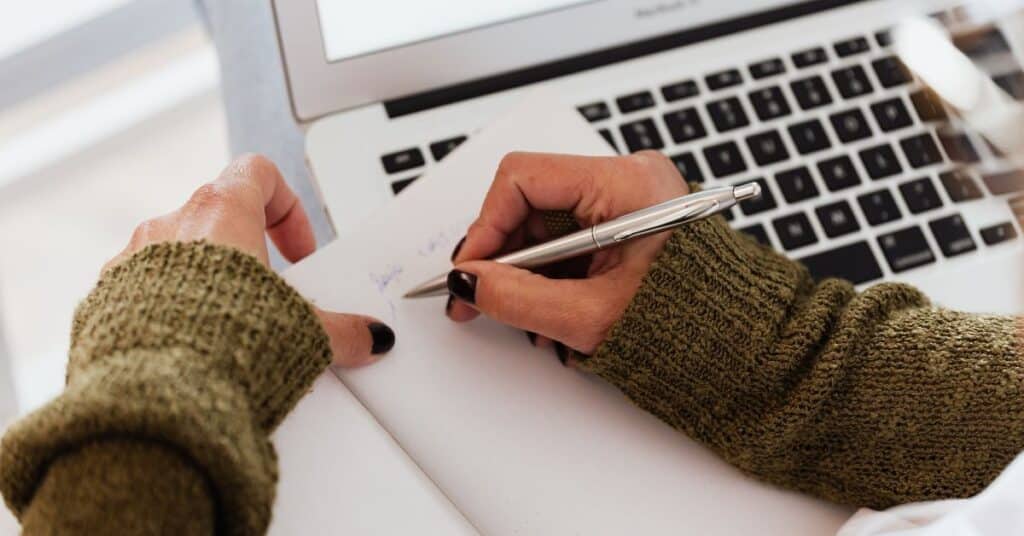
[526,331,538,345]
[555,342,569,366]
[369,323,396,355]
[451,236,466,262]
[447,270,477,305]
[445,294,454,315]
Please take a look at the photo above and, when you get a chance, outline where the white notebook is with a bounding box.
[274,93,853,535]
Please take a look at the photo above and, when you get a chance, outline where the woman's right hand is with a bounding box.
[447,150,690,360]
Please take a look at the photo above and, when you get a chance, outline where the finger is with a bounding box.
[314,308,395,368]
[102,214,176,274]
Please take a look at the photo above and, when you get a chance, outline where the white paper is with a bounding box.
[285,92,853,535]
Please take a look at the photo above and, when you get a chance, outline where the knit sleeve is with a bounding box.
[586,216,1024,509]
[0,242,333,535]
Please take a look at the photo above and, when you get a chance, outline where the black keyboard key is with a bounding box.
[938,131,979,163]
[706,68,744,91]
[835,36,871,57]
[939,169,983,202]
[816,200,860,238]
[994,71,1024,100]
[381,148,425,174]
[788,119,831,155]
[739,223,771,246]
[929,214,977,257]
[661,80,699,102]
[832,65,874,99]
[982,170,1024,195]
[578,102,611,122]
[617,91,656,114]
[859,144,903,180]
[620,119,665,152]
[391,176,418,195]
[723,208,735,222]
[703,141,748,178]
[981,222,1018,245]
[430,136,467,162]
[671,152,704,183]
[599,129,619,153]
[899,177,943,213]
[870,97,913,132]
[900,132,944,168]
[872,56,912,88]
[746,130,790,166]
[790,76,833,110]
[749,87,792,122]
[738,178,777,215]
[910,89,948,122]
[830,108,873,143]
[799,241,883,284]
[817,155,862,191]
[876,29,893,48]
[750,58,786,79]
[955,28,1012,59]
[878,226,936,273]
[792,47,828,68]
[663,108,708,144]
[858,188,902,225]
[706,97,750,133]
[773,212,818,250]
[775,167,820,203]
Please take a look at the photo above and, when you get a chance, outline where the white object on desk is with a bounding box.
[281,92,852,534]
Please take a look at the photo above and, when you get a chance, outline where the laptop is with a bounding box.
[273,0,1024,315]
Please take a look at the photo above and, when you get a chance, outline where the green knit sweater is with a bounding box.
[1,220,1022,534]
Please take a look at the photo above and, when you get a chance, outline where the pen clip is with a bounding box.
[612,198,721,242]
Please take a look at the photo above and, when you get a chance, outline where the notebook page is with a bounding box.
[285,92,853,535]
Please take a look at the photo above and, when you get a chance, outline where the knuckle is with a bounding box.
[187,182,229,212]
[233,153,279,180]
[129,219,157,246]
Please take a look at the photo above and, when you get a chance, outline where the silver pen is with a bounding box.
[403,182,761,299]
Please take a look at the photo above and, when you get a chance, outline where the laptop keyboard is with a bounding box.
[378,23,1024,286]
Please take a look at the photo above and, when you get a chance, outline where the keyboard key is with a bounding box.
[870,97,913,132]
[938,131,979,163]
[910,89,948,122]
[620,119,665,152]
[578,102,611,122]
[899,177,943,213]
[980,222,1018,245]
[790,76,833,110]
[900,132,944,168]
[818,155,862,191]
[792,47,828,68]
[872,56,912,88]
[739,223,771,246]
[738,178,777,215]
[859,144,903,180]
[830,108,873,143]
[671,152,704,183]
[749,58,786,79]
[929,214,977,257]
[773,212,818,250]
[599,129,619,153]
[799,241,883,284]
[876,29,893,48]
[749,86,792,122]
[858,188,902,225]
[381,147,425,174]
[706,97,750,132]
[723,208,735,222]
[746,130,790,166]
[815,200,860,238]
[617,91,656,114]
[703,141,748,178]
[994,71,1024,100]
[391,176,418,195]
[939,169,983,202]
[982,170,1024,195]
[663,108,708,144]
[706,68,744,91]
[661,80,699,102]
[430,136,467,162]
[878,226,936,273]
[775,167,820,203]
[835,36,871,57]
[832,65,874,99]
[955,28,1011,58]
[788,119,831,155]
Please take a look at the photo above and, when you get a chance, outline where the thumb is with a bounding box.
[314,308,395,367]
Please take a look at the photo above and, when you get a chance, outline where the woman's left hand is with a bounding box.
[103,154,394,366]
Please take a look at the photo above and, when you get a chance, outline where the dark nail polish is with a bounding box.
[450,236,466,262]
[447,270,477,305]
[555,342,569,366]
[369,323,396,355]
[445,294,454,314]
[526,332,538,345]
